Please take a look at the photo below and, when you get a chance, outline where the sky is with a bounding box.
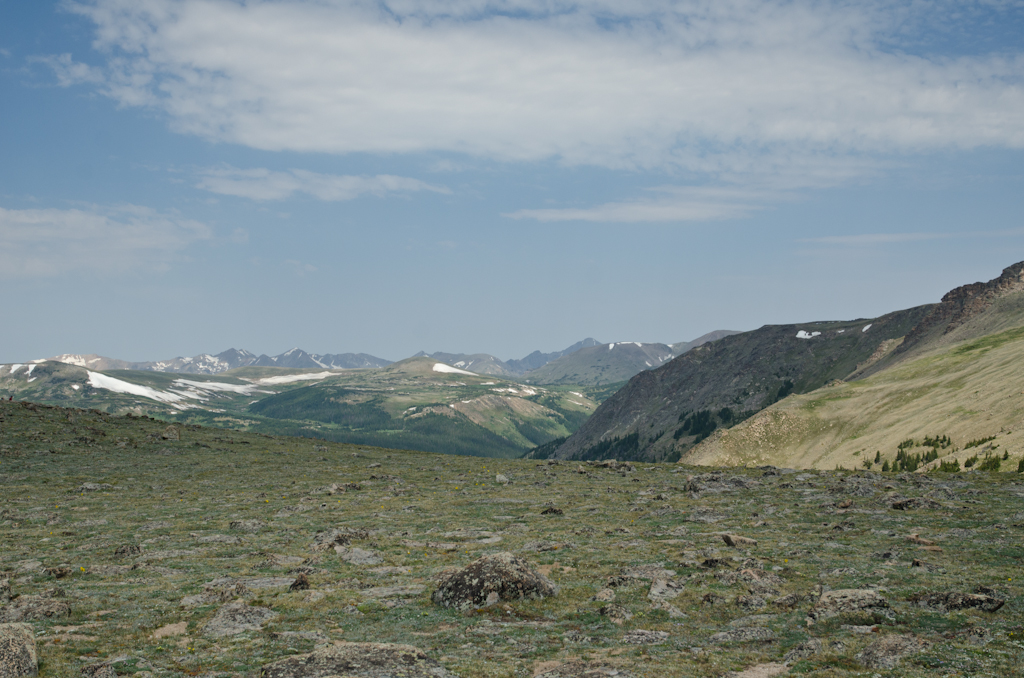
[2,0,1023,364]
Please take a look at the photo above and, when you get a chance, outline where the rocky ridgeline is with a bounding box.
[1,401,1022,677]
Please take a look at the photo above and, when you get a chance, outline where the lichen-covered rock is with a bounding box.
[708,627,776,644]
[535,661,639,677]
[203,602,276,638]
[808,589,889,622]
[0,596,70,623]
[856,634,928,669]
[431,552,557,609]
[229,519,265,533]
[113,544,141,559]
[0,624,37,678]
[783,638,822,663]
[260,641,458,678]
[622,630,669,645]
[909,591,1004,613]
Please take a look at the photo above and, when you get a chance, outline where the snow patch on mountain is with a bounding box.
[433,363,477,376]
[256,371,336,386]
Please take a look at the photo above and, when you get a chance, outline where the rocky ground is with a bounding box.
[1,400,1023,677]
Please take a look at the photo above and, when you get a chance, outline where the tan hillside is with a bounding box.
[684,322,1024,470]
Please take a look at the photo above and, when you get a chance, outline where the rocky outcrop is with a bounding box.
[431,552,557,609]
[260,641,458,678]
[856,634,928,669]
[0,624,37,678]
[203,602,276,638]
[808,589,890,622]
[895,261,1024,357]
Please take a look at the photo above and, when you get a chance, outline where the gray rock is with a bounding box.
[856,634,928,669]
[808,589,889,622]
[708,627,776,644]
[362,585,426,599]
[260,641,458,678]
[203,602,276,638]
[196,534,241,544]
[535,661,639,677]
[783,638,822,663]
[736,595,767,612]
[432,552,557,609]
[229,519,266,533]
[336,547,382,566]
[0,624,37,678]
[78,483,113,492]
[647,579,683,601]
[909,591,1004,613]
[622,630,669,645]
[0,596,70,623]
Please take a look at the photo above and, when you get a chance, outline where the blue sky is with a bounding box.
[2,0,1023,363]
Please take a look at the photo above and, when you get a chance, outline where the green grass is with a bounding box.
[3,400,1024,677]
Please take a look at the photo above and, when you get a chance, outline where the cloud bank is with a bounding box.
[58,1,1024,167]
[47,0,1024,221]
[0,204,211,277]
[196,166,449,202]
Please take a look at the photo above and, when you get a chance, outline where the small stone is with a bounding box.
[591,588,615,602]
[161,426,180,441]
[496,473,509,485]
[0,623,37,678]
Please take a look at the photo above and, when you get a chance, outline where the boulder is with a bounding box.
[161,425,180,441]
[856,634,928,669]
[431,552,557,609]
[260,641,458,678]
[808,589,889,622]
[0,624,37,678]
[909,591,1004,613]
[722,534,758,548]
[203,602,276,638]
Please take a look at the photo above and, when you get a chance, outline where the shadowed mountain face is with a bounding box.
[549,306,933,462]
[686,260,1024,470]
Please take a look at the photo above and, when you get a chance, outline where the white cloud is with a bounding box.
[506,186,776,222]
[800,227,1024,246]
[195,166,449,202]
[0,204,211,277]
[56,0,1024,176]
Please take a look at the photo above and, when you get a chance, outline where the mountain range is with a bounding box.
[33,332,738,386]
[544,260,1024,466]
